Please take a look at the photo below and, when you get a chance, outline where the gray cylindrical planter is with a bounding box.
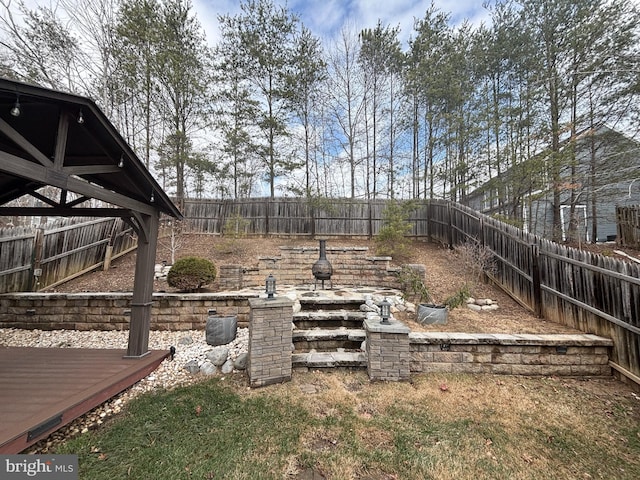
[206,311,237,346]
[417,304,449,325]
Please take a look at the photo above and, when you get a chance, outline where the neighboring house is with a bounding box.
[463,126,640,243]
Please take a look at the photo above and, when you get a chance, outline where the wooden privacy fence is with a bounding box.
[426,200,640,386]
[183,197,434,237]
[617,205,640,249]
[0,217,136,293]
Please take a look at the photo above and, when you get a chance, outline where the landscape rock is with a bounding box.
[207,347,229,366]
[221,358,234,374]
[199,361,217,376]
[178,336,194,345]
[183,359,200,374]
[292,300,302,314]
[467,303,483,312]
[234,352,248,370]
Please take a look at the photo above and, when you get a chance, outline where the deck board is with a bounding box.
[0,347,169,453]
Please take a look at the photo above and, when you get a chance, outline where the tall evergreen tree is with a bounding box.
[232,0,302,198]
[154,0,211,207]
[113,0,162,168]
[214,13,261,198]
[407,6,450,199]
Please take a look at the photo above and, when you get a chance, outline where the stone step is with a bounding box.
[298,297,364,311]
[292,328,366,342]
[293,310,366,329]
[292,351,367,369]
[292,328,365,353]
[293,310,367,320]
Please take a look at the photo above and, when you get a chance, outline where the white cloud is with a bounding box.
[193,0,494,48]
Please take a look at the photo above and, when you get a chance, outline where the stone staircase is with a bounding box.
[291,295,368,370]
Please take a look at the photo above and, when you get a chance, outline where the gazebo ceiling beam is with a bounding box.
[0,117,53,168]
[0,151,156,215]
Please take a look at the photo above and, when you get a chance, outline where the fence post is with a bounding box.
[219,199,229,235]
[29,227,44,291]
[426,201,432,243]
[530,243,543,318]
[447,203,454,249]
[310,203,316,237]
[368,200,373,239]
[265,198,270,235]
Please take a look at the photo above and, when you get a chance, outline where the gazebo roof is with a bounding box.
[0,77,181,219]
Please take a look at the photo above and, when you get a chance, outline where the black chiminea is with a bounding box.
[312,239,333,289]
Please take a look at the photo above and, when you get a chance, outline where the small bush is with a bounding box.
[223,213,250,239]
[443,284,471,309]
[167,257,217,292]
[375,201,416,258]
[396,265,432,303]
[456,239,498,285]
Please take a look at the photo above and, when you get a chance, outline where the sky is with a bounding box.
[193,0,494,47]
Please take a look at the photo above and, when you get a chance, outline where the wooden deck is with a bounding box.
[0,347,170,453]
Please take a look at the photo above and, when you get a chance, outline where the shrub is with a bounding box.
[375,201,416,258]
[443,283,471,309]
[222,212,250,239]
[396,265,432,304]
[455,239,498,286]
[167,257,217,292]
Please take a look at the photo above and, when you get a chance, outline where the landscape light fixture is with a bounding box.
[77,109,84,124]
[265,273,276,299]
[380,298,391,324]
[10,95,20,117]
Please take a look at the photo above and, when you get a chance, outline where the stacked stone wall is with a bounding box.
[220,246,400,289]
[0,293,256,331]
[409,333,612,376]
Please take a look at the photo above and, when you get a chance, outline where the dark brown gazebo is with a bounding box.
[0,78,182,453]
[0,77,182,357]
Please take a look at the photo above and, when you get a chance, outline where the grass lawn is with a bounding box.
[55,371,640,479]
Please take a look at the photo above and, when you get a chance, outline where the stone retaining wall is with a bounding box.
[409,332,612,376]
[218,245,401,289]
[0,292,257,331]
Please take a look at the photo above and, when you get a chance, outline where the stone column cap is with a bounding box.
[364,317,410,334]
[249,296,294,308]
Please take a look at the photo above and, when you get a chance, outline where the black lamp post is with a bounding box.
[380,298,391,324]
[265,273,276,299]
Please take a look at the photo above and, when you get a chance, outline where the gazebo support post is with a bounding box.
[126,211,159,358]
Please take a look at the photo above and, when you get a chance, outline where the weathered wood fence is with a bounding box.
[617,205,640,249]
[0,217,136,293]
[183,197,431,237]
[428,200,640,387]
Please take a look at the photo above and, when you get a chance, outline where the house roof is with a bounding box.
[0,77,181,219]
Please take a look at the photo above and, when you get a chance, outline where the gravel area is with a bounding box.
[1,327,248,453]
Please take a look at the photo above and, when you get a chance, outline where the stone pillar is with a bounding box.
[364,316,411,381]
[247,297,293,387]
